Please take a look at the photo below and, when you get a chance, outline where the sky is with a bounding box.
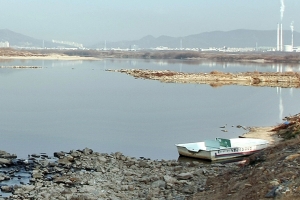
[0,0,299,45]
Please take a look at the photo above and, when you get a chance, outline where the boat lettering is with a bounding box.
[238,146,252,152]
[217,148,239,154]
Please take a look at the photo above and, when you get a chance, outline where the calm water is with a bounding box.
[0,59,299,160]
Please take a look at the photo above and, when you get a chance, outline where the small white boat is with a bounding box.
[176,138,269,161]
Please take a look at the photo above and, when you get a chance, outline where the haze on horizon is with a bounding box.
[1,0,299,46]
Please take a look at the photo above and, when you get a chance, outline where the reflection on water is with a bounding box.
[0,59,299,160]
[50,60,83,67]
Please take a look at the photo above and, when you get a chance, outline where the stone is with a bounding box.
[270,180,280,186]
[151,180,166,188]
[177,172,193,180]
[0,158,12,165]
[32,170,44,179]
[0,148,224,199]
[31,154,40,158]
[285,153,300,161]
[138,160,149,168]
[1,185,12,193]
[181,185,195,194]
[82,148,93,155]
[58,157,72,166]
[163,175,177,184]
[54,151,66,158]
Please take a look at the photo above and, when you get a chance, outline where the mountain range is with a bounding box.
[0,29,299,50]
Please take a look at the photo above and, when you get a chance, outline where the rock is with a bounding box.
[285,153,300,161]
[265,186,279,198]
[39,159,49,167]
[138,160,149,168]
[0,158,12,165]
[58,157,72,166]
[1,185,12,193]
[151,180,166,188]
[163,175,177,184]
[70,150,81,158]
[82,148,93,155]
[181,185,195,194]
[0,150,17,159]
[54,151,66,158]
[13,185,35,194]
[0,148,223,199]
[270,180,280,186]
[32,169,43,179]
[177,172,193,180]
[97,156,107,163]
[31,154,40,158]
[0,173,10,181]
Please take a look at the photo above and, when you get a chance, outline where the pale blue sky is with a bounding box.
[0,0,299,45]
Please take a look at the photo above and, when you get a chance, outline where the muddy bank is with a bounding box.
[108,69,300,88]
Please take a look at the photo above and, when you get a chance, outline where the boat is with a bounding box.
[176,138,269,161]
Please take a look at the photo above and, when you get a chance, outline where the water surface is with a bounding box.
[0,59,299,160]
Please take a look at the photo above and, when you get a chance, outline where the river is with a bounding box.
[0,59,299,160]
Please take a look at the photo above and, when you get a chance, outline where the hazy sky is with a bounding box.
[1,0,299,45]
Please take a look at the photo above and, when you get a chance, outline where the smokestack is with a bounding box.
[280,23,283,51]
[277,24,280,51]
[291,21,294,48]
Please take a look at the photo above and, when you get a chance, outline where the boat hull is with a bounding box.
[176,138,269,161]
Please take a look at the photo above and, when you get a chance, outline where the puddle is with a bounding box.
[0,154,56,198]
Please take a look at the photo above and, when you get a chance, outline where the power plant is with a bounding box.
[276,0,297,52]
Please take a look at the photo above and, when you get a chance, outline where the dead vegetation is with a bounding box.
[191,113,300,200]
[271,113,300,139]
[109,69,300,88]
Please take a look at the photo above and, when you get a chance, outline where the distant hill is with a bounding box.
[92,29,300,49]
[0,29,299,50]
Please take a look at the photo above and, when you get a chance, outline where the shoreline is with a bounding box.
[108,69,300,88]
[240,126,283,145]
[0,123,294,199]
[0,54,101,61]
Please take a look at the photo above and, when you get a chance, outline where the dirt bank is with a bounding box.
[191,113,300,200]
[1,48,300,64]
[0,48,100,61]
[241,126,283,145]
[108,69,300,88]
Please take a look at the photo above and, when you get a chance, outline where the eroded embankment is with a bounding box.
[108,69,300,88]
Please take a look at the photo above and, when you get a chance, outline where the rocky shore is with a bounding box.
[0,148,242,200]
[1,113,300,199]
[107,69,300,88]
